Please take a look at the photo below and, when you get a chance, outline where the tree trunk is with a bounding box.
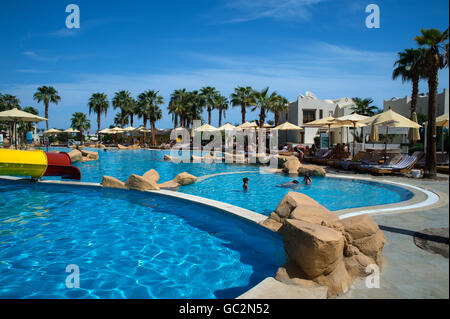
[45,100,49,130]
[97,113,101,139]
[259,108,265,128]
[130,114,134,127]
[151,121,156,146]
[174,114,178,128]
[424,67,438,178]
[208,107,212,125]
[241,105,246,124]
[79,128,83,145]
[411,75,419,116]
[218,109,223,127]
[274,112,279,126]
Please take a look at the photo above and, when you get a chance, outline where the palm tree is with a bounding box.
[112,90,133,128]
[252,87,278,128]
[230,86,255,124]
[415,28,449,178]
[33,86,61,130]
[70,112,90,144]
[200,86,219,125]
[270,95,289,126]
[88,93,109,137]
[213,94,229,127]
[351,97,379,116]
[113,112,129,127]
[168,89,187,128]
[393,48,428,116]
[137,90,164,145]
[0,93,21,111]
[22,106,39,132]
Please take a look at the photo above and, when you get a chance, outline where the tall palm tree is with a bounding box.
[88,93,109,137]
[393,48,428,116]
[351,97,378,116]
[252,87,278,128]
[230,86,255,124]
[270,95,289,126]
[168,89,187,128]
[112,90,133,128]
[415,28,449,178]
[33,86,61,130]
[200,86,219,125]
[213,95,229,127]
[70,112,90,144]
[137,90,164,145]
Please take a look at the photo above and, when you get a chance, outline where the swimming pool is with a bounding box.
[180,172,414,215]
[0,179,285,299]
[40,148,414,214]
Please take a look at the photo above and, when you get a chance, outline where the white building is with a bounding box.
[383,88,449,118]
[279,92,359,146]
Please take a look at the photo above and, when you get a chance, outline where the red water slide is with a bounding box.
[44,152,81,180]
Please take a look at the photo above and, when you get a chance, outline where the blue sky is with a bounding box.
[0,0,448,131]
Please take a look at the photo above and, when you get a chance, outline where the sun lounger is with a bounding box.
[306,149,332,164]
[357,154,403,172]
[369,155,418,174]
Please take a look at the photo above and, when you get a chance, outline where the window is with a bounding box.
[303,109,316,124]
[319,110,323,119]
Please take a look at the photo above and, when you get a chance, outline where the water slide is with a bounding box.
[0,149,81,180]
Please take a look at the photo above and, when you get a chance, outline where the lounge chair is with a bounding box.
[369,155,418,175]
[306,149,332,164]
[357,153,403,172]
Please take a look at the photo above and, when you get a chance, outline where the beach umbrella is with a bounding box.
[369,125,379,142]
[64,128,80,133]
[237,121,258,129]
[44,128,62,134]
[362,109,421,160]
[304,116,336,149]
[218,123,236,131]
[334,113,369,156]
[0,108,47,148]
[194,124,218,132]
[99,128,112,134]
[408,112,420,144]
[273,121,303,144]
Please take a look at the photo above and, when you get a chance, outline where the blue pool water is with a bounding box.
[40,148,414,214]
[0,179,285,299]
[180,172,414,215]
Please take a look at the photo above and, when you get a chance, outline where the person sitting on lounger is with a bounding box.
[278,180,300,189]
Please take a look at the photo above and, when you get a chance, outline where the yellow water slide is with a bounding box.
[0,149,48,179]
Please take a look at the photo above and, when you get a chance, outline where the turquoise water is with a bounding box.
[0,179,285,299]
[40,148,414,214]
[180,172,414,215]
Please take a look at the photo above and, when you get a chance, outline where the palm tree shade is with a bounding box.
[88,93,109,137]
[230,86,255,124]
[70,112,91,144]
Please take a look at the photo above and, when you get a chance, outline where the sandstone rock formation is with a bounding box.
[68,149,83,163]
[261,192,386,298]
[101,176,126,189]
[158,180,180,190]
[173,172,197,185]
[298,164,326,177]
[125,174,160,191]
[143,169,160,183]
[282,157,301,175]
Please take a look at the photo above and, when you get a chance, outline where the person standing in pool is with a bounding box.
[303,172,312,185]
[243,177,249,192]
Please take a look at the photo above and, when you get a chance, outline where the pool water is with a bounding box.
[0,179,285,299]
[40,148,414,214]
[180,172,414,215]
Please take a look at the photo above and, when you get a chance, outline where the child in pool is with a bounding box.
[303,172,312,185]
[278,180,300,189]
[243,177,249,192]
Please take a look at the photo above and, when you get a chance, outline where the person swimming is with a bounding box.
[303,172,312,185]
[243,177,249,192]
[278,180,300,189]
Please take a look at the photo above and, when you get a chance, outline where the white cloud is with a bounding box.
[219,0,326,23]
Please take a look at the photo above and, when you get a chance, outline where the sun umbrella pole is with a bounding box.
[353,122,356,157]
[384,126,389,162]
[328,124,331,149]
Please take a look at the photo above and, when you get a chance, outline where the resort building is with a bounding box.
[278,92,358,146]
[383,88,449,118]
